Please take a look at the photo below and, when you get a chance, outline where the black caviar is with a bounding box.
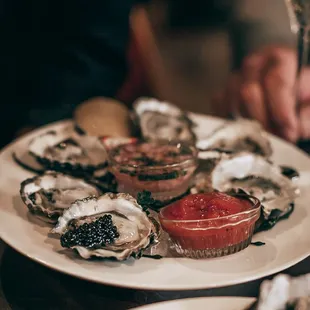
[60,214,119,249]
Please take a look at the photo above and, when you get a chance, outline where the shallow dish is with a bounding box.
[0,116,309,290]
[108,141,198,201]
[131,297,256,310]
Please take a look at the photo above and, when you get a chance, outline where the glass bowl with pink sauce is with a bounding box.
[108,141,198,201]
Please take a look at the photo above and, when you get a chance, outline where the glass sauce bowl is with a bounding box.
[159,193,261,259]
[108,141,198,202]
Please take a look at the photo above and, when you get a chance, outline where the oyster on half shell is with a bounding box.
[191,152,299,220]
[197,119,272,158]
[53,193,158,261]
[20,171,100,223]
[28,126,108,177]
[133,97,196,142]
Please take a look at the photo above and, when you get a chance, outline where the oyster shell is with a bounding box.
[256,274,310,310]
[191,152,299,221]
[53,193,158,261]
[133,97,196,142]
[28,126,108,177]
[20,171,100,223]
[197,119,272,158]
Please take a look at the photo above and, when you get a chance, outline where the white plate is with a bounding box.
[131,297,256,310]
[0,115,310,290]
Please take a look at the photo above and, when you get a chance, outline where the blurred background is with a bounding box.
[0,0,298,147]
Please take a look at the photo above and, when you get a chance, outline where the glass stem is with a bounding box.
[298,25,310,74]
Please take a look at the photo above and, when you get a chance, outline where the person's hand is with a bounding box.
[222,46,310,142]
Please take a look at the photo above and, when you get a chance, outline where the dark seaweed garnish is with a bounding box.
[137,190,190,213]
[142,254,163,260]
[137,191,163,213]
[225,188,295,234]
[88,172,118,193]
[251,241,266,247]
[256,203,295,233]
[131,251,143,260]
[280,166,300,180]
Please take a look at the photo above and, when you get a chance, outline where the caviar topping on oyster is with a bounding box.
[60,214,120,249]
[20,171,100,223]
[53,193,158,260]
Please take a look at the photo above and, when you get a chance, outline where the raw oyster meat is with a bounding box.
[197,119,272,158]
[133,97,196,142]
[210,153,298,206]
[28,125,108,177]
[191,152,299,221]
[20,171,100,223]
[53,193,158,261]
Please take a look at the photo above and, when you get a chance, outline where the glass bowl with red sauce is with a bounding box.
[159,192,261,259]
[108,141,198,201]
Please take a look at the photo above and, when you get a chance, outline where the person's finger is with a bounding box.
[239,53,269,128]
[297,68,310,139]
[224,72,242,117]
[263,47,298,142]
[299,102,310,139]
[298,67,310,102]
[242,54,265,81]
[240,82,269,128]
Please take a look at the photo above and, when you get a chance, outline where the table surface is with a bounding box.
[1,140,310,310]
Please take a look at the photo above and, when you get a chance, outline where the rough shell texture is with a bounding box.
[133,97,196,142]
[53,193,158,261]
[28,126,108,177]
[210,153,299,212]
[20,171,100,223]
[197,119,272,158]
[191,152,299,220]
[257,274,310,310]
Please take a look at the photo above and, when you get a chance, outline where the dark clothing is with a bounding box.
[0,0,295,147]
[0,0,134,145]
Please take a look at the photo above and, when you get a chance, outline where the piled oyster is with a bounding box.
[197,118,272,158]
[28,126,108,178]
[191,152,299,229]
[133,97,196,142]
[20,171,100,223]
[210,152,298,202]
[53,193,158,260]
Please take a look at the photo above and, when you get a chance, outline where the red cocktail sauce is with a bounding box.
[159,192,260,256]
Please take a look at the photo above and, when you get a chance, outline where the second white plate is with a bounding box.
[131,297,256,310]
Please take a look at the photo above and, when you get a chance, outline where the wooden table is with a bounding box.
[1,140,309,310]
